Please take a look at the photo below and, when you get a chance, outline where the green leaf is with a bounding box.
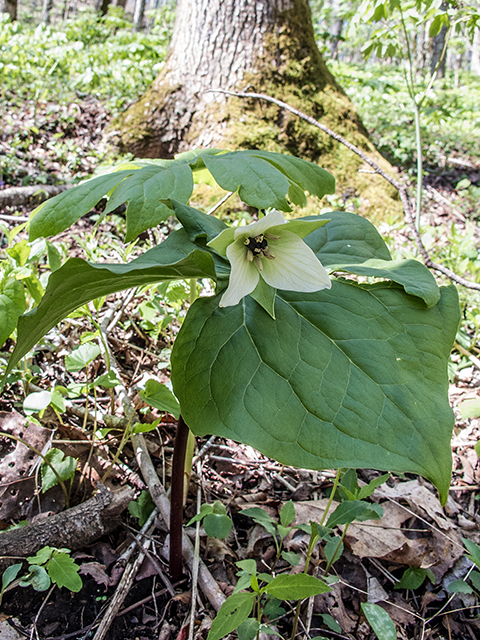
[281,551,301,566]
[459,398,480,420]
[172,283,459,505]
[19,565,51,591]
[104,164,193,242]
[0,278,26,347]
[361,602,397,640]
[250,278,276,320]
[394,567,428,590]
[207,592,256,640]
[264,573,331,600]
[462,538,480,569]
[65,343,102,372]
[240,507,277,537]
[326,501,384,527]
[469,570,480,591]
[41,448,77,492]
[92,371,121,389]
[247,151,335,200]
[203,513,233,539]
[6,239,30,266]
[139,379,180,418]
[305,211,392,265]
[47,552,82,592]
[280,500,296,527]
[46,241,63,272]
[334,258,440,307]
[172,200,229,244]
[29,170,135,241]
[320,613,342,633]
[202,152,291,211]
[1,563,22,591]
[236,559,258,575]
[237,618,260,640]
[357,473,390,500]
[305,212,440,306]
[28,546,55,565]
[5,229,217,377]
[128,490,155,527]
[324,535,343,566]
[447,579,473,594]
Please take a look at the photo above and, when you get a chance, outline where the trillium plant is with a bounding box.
[3,149,459,572]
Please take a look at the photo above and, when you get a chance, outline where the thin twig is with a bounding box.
[208,89,480,292]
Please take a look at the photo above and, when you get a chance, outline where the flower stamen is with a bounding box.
[244,234,276,265]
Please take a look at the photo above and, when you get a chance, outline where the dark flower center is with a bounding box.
[244,234,268,255]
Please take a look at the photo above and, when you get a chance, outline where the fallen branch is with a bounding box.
[0,483,133,569]
[0,184,70,209]
[210,89,480,292]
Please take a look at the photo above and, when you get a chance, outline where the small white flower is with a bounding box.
[208,210,331,307]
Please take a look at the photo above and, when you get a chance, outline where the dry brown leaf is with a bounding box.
[0,410,52,521]
[374,480,455,530]
[314,582,356,633]
[78,561,109,586]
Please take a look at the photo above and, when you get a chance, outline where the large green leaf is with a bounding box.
[27,150,335,243]
[5,230,217,375]
[248,150,336,200]
[0,278,26,347]
[264,574,331,600]
[305,212,440,306]
[171,282,459,504]
[29,169,135,241]
[104,164,194,242]
[305,211,392,264]
[202,150,334,211]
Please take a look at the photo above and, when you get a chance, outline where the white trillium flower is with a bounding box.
[207,210,332,308]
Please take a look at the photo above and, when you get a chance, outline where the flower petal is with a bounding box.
[260,230,331,292]
[220,239,260,307]
[233,209,286,240]
[207,227,236,256]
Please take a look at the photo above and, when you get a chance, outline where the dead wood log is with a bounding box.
[0,184,70,209]
[0,483,133,569]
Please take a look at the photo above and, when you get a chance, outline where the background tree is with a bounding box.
[114,0,400,219]
[0,0,18,20]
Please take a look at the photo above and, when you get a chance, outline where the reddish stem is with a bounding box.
[169,414,189,581]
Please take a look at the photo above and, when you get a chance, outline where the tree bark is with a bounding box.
[0,0,17,21]
[133,0,146,29]
[430,1,448,77]
[114,0,400,219]
[41,0,53,24]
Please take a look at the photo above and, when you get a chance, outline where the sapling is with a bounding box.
[1,149,459,585]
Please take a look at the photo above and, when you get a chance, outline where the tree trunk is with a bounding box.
[0,0,18,21]
[114,0,400,219]
[133,0,146,29]
[430,1,448,77]
[96,0,112,15]
[471,27,480,75]
[41,0,53,24]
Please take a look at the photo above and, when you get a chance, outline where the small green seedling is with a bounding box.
[0,546,82,604]
[188,501,233,539]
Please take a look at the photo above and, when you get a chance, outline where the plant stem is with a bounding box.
[170,414,190,580]
[320,468,342,526]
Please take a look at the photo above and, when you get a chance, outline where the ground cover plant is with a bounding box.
[1,2,480,640]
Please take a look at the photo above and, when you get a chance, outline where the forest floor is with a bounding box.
[1,95,480,640]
